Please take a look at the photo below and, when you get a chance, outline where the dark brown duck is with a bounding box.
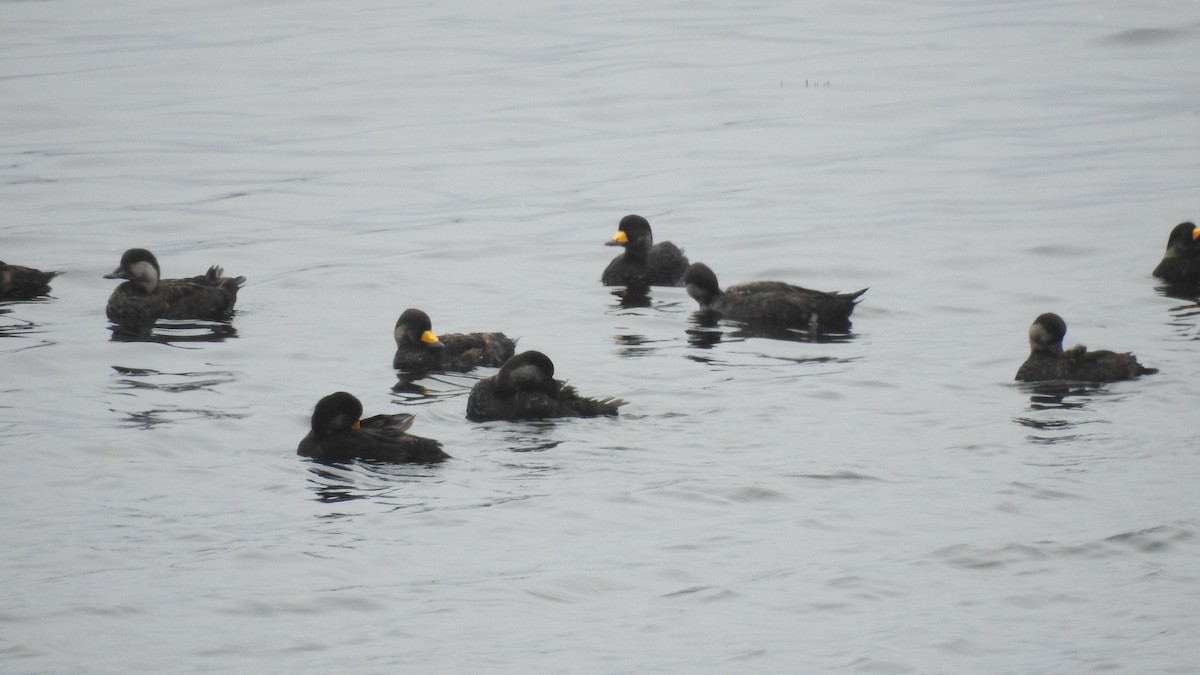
[601,214,689,287]
[298,391,449,464]
[104,248,245,328]
[392,308,516,372]
[1015,312,1158,383]
[1152,221,1200,283]
[684,262,866,331]
[466,350,626,421]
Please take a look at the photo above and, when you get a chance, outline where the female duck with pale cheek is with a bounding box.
[392,308,516,372]
[298,391,449,464]
[104,248,245,328]
[1152,221,1200,284]
[601,214,690,287]
[1015,312,1157,383]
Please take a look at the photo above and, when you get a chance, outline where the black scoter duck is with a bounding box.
[466,350,626,421]
[104,248,245,327]
[298,391,449,464]
[1015,312,1158,383]
[392,308,516,372]
[0,261,61,300]
[1152,221,1200,283]
[684,262,866,331]
[601,214,689,287]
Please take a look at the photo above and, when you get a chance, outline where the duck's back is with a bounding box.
[720,281,865,328]
[0,263,60,300]
[466,378,622,421]
[1065,346,1157,382]
[441,331,516,369]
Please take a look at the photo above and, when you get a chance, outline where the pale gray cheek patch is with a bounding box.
[129,261,160,289]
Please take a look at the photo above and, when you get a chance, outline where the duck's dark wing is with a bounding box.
[155,279,240,320]
[1066,347,1157,382]
[468,378,625,421]
[359,412,417,435]
[645,242,689,286]
[442,332,516,369]
[554,383,626,417]
[720,283,864,329]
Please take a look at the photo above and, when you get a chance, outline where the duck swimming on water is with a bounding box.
[392,308,516,372]
[466,350,626,421]
[298,391,449,464]
[683,262,866,331]
[1152,221,1200,284]
[1015,312,1157,383]
[104,248,245,328]
[601,214,689,287]
[0,261,61,300]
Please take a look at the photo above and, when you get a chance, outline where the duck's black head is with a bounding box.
[104,248,161,292]
[311,391,364,436]
[607,214,654,251]
[394,308,444,349]
[1163,222,1200,255]
[1028,312,1067,355]
[684,262,722,306]
[495,350,557,395]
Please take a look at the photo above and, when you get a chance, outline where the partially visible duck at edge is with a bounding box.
[298,391,449,464]
[1152,221,1200,284]
[466,350,626,421]
[1015,312,1158,383]
[601,214,689,288]
[684,262,866,331]
[104,248,245,328]
[392,308,516,372]
[0,261,62,301]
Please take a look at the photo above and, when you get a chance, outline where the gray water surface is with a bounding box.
[3,1,1199,673]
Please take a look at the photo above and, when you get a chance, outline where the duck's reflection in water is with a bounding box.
[304,461,446,505]
[686,311,857,348]
[108,319,238,345]
[109,365,243,429]
[1013,381,1123,445]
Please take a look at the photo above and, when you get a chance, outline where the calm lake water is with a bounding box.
[3,1,1199,672]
